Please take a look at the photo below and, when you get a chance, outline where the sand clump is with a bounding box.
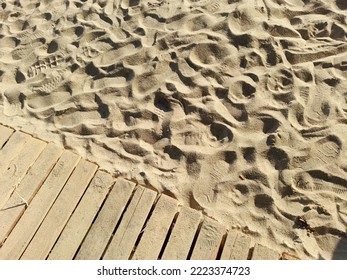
[1,0,347,259]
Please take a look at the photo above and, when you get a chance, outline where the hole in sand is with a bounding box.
[44,12,52,20]
[47,40,58,54]
[241,81,256,97]
[85,62,100,77]
[186,153,201,176]
[154,92,171,112]
[321,102,330,116]
[95,95,110,119]
[130,0,140,6]
[75,26,84,37]
[15,70,25,84]
[100,14,113,25]
[235,184,249,195]
[242,147,256,163]
[164,145,183,160]
[336,0,347,10]
[262,117,280,134]
[267,147,289,170]
[266,135,276,146]
[224,151,237,164]
[254,194,273,211]
[210,123,233,142]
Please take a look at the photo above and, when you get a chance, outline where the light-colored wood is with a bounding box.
[0,151,80,260]
[190,217,226,260]
[281,252,301,260]
[132,194,178,260]
[20,159,98,260]
[75,178,136,260]
[251,243,280,260]
[48,170,114,260]
[103,186,157,260]
[161,206,202,260]
[0,143,62,245]
[0,124,13,148]
[0,123,278,261]
[0,131,31,176]
[220,230,251,260]
[0,137,46,210]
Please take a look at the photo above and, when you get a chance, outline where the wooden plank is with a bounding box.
[0,124,14,149]
[75,178,136,260]
[20,159,98,260]
[220,230,252,260]
[132,194,178,260]
[0,151,81,260]
[251,243,280,260]
[161,206,202,260]
[281,252,300,260]
[48,170,114,260]
[103,186,157,260]
[190,217,226,260]
[0,137,46,210]
[0,131,31,176]
[0,143,62,246]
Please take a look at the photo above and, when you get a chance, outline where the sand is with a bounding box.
[1,0,347,260]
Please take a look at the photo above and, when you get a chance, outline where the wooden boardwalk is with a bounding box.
[0,123,284,260]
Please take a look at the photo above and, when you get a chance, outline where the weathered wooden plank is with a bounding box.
[251,243,280,260]
[0,137,46,210]
[20,159,98,260]
[190,217,226,260]
[48,170,114,260]
[0,151,81,260]
[281,252,300,260]
[75,178,136,260]
[132,194,178,260]
[103,186,157,260]
[0,131,31,176]
[161,206,202,260]
[0,143,62,245]
[220,230,252,260]
[0,124,14,149]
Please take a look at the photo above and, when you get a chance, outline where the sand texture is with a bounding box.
[1,0,347,259]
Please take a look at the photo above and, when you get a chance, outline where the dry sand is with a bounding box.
[1,0,347,259]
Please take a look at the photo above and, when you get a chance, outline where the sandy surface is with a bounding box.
[1,0,347,259]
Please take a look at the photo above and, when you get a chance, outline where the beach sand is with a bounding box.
[1,0,347,259]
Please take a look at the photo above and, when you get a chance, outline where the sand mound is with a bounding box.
[1,0,347,259]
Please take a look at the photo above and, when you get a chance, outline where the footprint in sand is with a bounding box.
[205,0,229,14]
[188,0,211,7]
[293,134,342,169]
[304,91,331,125]
[11,38,45,61]
[266,67,295,103]
[209,122,234,144]
[312,135,342,165]
[189,43,236,67]
[27,53,65,78]
[31,69,67,95]
[192,160,230,204]
[78,45,102,62]
[2,86,27,116]
[292,170,347,198]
